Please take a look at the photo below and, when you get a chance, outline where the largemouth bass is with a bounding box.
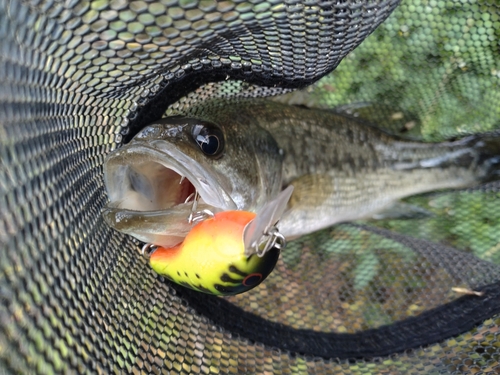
[103,99,500,247]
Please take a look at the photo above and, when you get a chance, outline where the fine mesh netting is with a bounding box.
[1,0,500,374]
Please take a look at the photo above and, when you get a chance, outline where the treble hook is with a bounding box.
[253,226,286,257]
[187,190,214,224]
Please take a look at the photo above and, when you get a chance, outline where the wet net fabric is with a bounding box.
[1,0,500,374]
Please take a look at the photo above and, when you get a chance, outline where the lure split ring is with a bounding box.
[141,243,158,259]
[254,226,286,257]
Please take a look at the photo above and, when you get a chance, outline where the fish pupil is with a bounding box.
[191,122,225,157]
[196,134,220,155]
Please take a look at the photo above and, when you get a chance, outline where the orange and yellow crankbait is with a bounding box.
[149,211,280,295]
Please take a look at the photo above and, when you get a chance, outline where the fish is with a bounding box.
[103,99,500,246]
[148,210,281,295]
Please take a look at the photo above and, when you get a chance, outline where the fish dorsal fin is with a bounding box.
[243,185,294,256]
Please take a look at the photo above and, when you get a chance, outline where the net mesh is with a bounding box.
[1,0,500,374]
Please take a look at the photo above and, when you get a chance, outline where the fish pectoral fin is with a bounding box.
[275,174,339,239]
[286,174,336,208]
[371,202,434,220]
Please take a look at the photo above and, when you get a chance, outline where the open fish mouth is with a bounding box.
[124,161,198,211]
[102,142,237,246]
[104,143,236,213]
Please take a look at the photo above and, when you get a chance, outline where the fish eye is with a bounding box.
[191,122,225,157]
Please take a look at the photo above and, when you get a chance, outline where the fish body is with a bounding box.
[103,99,500,243]
[149,211,280,295]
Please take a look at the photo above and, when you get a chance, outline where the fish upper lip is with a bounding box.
[104,141,237,213]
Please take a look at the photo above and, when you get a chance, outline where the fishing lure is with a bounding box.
[145,186,293,295]
[147,211,278,295]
